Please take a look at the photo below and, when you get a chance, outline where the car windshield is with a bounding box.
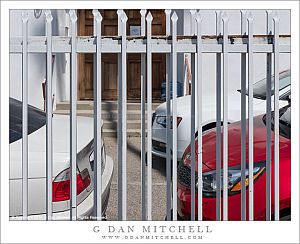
[277,105,291,139]
[9,98,46,143]
[263,105,291,139]
[243,70,290,100]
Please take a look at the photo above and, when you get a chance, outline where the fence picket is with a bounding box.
[265,10,273,221]
[165,9,172,221]
[222,11,229,221]
[273,12,280,221]
[92,9,103,221]
[21,11,29,221]
[215,10,222,221]
[69,9,78,221]
[171,11,178,221]
[146,12,153,221]
[196,12,203,221]
[247,12,254,221]
[240,10,247,221]
[45,9,53,221]
[140,9,147,221]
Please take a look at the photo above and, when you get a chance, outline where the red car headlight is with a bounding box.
[200,164,265,197]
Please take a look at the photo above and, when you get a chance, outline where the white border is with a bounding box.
[1,1,299,243]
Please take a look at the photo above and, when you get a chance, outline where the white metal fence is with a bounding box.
[9,9,291,221]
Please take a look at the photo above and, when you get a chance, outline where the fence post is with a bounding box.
[69,9,78,221]
[140,9,147,221]
[190,51,196,221]
[171,11,178,221]
[121,11,128,221]
[265,10,273,221]
[273,12,280,221]
[45,9,53,221]
[92,9,103,221]
[146,12,153,221]
[222,11,229,221]
[196,12,203,221]
[21,11,29,221]
[190,10,196,35]
[164,9,172,221]
[247,12,254,221]
[240,9,247,221]
[190,13,197,217]
[215,10,222,221]
[117,9,124,221]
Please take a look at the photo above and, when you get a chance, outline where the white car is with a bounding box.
[9,98,114,220]
[152,70,290,161]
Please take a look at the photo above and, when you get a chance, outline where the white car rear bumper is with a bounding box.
[10,156,114,221]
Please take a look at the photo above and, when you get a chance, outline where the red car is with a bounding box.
[177,104,291,220]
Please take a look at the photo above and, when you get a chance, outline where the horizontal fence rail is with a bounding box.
[10,9,290,221]
[10,35,291,54]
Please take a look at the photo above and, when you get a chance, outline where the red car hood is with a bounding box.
[185,114,290,171]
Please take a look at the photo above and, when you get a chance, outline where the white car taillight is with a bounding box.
[52,168,91,202]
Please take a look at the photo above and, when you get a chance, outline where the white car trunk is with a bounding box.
[10,115,94,217]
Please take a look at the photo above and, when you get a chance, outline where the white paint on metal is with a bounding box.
[21,11,29,221]
[171,11,178,221]
[247,11,254,221]
[92,9,103,221]
[215,10,222,221]
[121,12,128,221]
[146,12,153,221]
[165,9,172,221]
[69,9,77,221]
[190,52,196,220]
[140,8,147,221]
[116,9,124,220]
[265,9,273,221]
[240,9,247,221]
[222,11,229,221]
[273,12,280,221]
[45,9,53,221]
[196,11,203,221]
[190,10,196,35]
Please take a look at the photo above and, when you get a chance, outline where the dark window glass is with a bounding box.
[263,105,291,139]
[252,70,290,99]
[277,105,291,139]
[9,98,46,143]
[239,70,291,100]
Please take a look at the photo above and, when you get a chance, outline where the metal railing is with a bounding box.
[10,9,291,221]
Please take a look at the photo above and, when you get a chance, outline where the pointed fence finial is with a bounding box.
[240,10,247,34]
[21,11,29,22]
[273,11,280,22]
[222,11,228,23]
[45,10,53,22]
[93,9,102,20]
[171,11,178,22]
[190,10,196,35]
[266,10,273,34]
[247,11,254,22]
[69,9,77,22]
[140,10,147,36]
[165,9,171,35]
[121,11,128,22]
[140,9,146,16]
[215,10,222,35]
[195,11,202,23]
[146,11,153,22]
